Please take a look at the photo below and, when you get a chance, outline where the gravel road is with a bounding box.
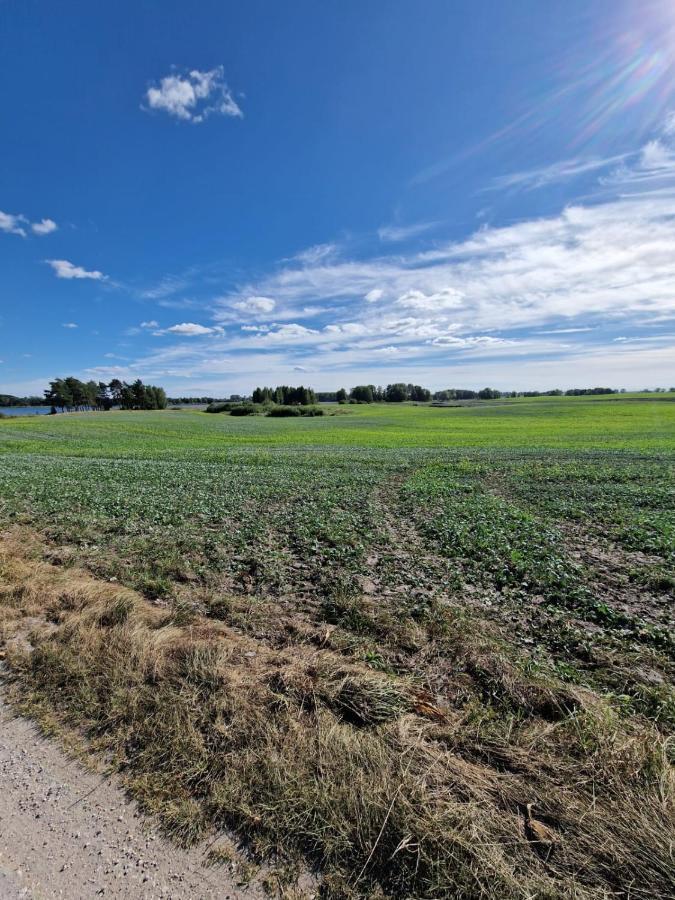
[0,689,262,899]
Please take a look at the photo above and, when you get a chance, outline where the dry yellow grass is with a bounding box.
[1,528,673,899]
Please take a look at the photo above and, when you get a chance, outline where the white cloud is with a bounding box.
[639,139,672,170]
[365,289,384,303]
[144,66,242,123]
[167,323,216,336]
[253,324,318,345]
[0,210,27,237]
[396,288,464,311]
[158,322,224,336]
[1,211,58,237]
[232,296,276,315]
[140,320,159,328]
[662,111,675,136]
[46,259,106,280]
[31,218,57,235]
[61,322,78,329]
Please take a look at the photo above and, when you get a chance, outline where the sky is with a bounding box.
[2,0,675,397]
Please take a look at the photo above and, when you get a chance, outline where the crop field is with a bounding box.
[0,395,673,898]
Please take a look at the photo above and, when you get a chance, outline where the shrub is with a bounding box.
[205,402,234,414]
[267,406,301,417]
[266,406,325,417]
[230,404,257,416]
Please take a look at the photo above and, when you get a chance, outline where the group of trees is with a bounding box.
[432,387,507,401]
[563,387,617,396]
[344,383,432,403]
[251,385,317,405]
[44,377,167,412]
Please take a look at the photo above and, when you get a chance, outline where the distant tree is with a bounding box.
[336,388,347,404]
[455,389,478,400]
[409,385,431,402]
[385,383,408,402]
[109,379,125,405]
[44,379,73,411]
[85,380,99,408]
[351,385,374,403]
[96,382,113,410]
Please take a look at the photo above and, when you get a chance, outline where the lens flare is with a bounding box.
[414,1,675,183]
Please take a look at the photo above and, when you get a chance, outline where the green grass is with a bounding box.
[0,395,673,898]
[0,393,673,456]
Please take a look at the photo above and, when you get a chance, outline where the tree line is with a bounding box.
[0,393,47,407]
[433,387,619,401]
[309,385,642,403]
[166,395,245,405]
[44,377,167,412]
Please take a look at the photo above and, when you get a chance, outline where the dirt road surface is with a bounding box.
[0,689,263,899]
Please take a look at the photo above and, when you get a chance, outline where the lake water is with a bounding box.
[0,406,53,417]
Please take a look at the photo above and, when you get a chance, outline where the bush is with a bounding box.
[266,406,325,418]
[267,406,301,417]
[205,402,234,414]
[230,404,257,416]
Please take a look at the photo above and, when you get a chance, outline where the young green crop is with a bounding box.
[0,396,673,897]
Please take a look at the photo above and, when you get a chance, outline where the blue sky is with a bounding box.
[2,0,675,396]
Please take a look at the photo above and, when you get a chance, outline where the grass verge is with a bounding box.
[1,529,673,899]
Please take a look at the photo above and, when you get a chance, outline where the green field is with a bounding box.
[1,393,674,455]
[0,396,673,898]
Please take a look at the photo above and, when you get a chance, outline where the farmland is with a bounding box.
[0,395,673,898]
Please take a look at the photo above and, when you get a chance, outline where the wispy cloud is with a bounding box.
[535,327,594,335]
[143,66,243,123]
[488,154,629,192]
[191,191,675,384]
[290,243,338,265]
[140,275,189,299]
[377,221,438,242]
[61,322,78,329]
[46,259,106,280]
